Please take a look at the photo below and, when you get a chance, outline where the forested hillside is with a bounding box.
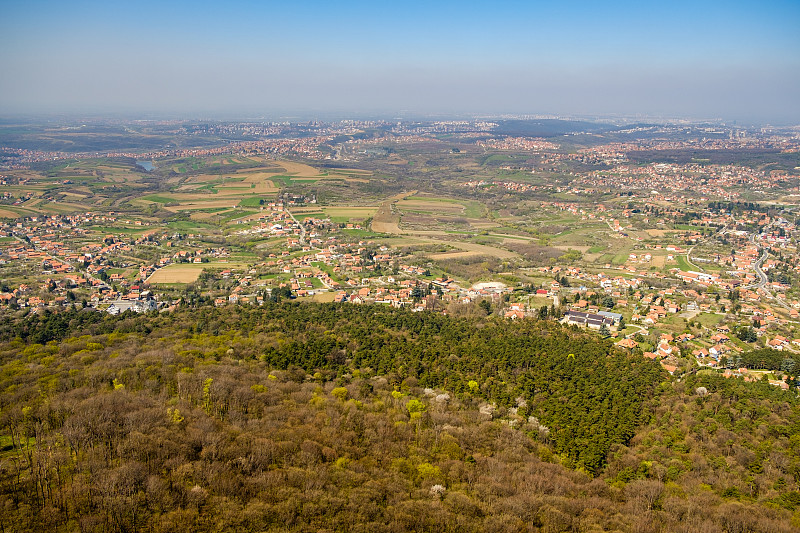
[0,303,797,532]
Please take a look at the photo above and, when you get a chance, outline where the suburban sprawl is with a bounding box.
[2,119,800,388]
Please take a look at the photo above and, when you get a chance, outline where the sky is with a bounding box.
[1,0,799,123]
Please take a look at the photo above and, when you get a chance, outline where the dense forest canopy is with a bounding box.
[0,302,798,532]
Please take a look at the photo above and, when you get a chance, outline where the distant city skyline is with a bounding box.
[1,0,799,124]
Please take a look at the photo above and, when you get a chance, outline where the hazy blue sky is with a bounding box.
[1,0,798,122]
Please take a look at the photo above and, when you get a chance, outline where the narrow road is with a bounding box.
[750,249,769,290]
[740,230,792,311]
[685,225,729,273]
[742,233,768,290]
[685,243,702,272]
[285,208,307,246]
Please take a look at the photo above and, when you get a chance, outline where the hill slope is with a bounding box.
[0,303,797,532]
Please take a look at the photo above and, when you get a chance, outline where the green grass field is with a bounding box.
[271,175,319,187]
[86,225,153,235]
[611,253,629,265]
[295,212,326,219]
[463,200,485,218]
[238,197,267,207]
[220,210,258,223]
[695,312,724,328]
[166,221,219,232]
[406,195,461,203]
[141,194,177,204]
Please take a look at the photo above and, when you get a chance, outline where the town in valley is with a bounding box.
[1,117,799,388]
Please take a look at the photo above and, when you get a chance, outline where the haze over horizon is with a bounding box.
[1,0,799,124]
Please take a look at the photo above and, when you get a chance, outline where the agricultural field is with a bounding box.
[129,157,379,217]
[146,265,204,284]
[0,145,782,291]
[0,207,25,218]
[146,261,252,284]
[321,206,377,223]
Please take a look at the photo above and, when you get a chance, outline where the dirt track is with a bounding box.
[371,192,412,233]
